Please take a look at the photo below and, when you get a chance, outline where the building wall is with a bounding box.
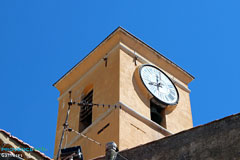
[95,113,240,160]
[119,47,193,134]
[54,48,121,159]
[119,31,193,85]
[119,49,150,118]
[119,109,166,151]
[164,86,193,133]
[54,29,194,159]
[70,108,120,160]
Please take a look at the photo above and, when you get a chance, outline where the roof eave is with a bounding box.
[53,26,194,88]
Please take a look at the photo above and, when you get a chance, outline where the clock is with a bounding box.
[139,64,179,105]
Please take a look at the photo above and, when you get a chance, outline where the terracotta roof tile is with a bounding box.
[0,129,52,160]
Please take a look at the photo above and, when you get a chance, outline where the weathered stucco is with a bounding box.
[53,27,194,160]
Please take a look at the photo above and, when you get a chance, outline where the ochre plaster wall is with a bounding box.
[119,31,193,85]
[70,109,120,160]
[119,47,193,134]
[164,86,193,133]
[54,48,120,159]
[54,28,194,159]
[119,49,150,118]
[55,33,120,94]
[119,110,165,151]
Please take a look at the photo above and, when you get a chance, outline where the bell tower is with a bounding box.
[53,27,194,160]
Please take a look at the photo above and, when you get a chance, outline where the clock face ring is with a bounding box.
[139,64,179,105]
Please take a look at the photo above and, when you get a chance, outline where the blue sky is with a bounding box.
[0,0,239,158]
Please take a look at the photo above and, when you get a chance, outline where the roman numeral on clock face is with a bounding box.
[168,93,174,101]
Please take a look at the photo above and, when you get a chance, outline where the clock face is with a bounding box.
[139,64,179,105]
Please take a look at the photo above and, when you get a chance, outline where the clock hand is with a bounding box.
[156,74,163,88]
[157,83,163,88]
[156,75,160,91]
[149,82,158,86]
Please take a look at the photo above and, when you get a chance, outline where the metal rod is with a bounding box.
[56,91,72,160]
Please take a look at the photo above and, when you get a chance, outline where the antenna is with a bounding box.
[55,90,123,159]
[56,91,72,160]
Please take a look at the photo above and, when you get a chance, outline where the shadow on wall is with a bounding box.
[132,71,150,109]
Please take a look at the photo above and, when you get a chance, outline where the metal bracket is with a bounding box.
[133,56,138,66]
[103,55,108,67]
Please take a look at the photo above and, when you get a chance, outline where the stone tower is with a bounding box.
[53,27,194,160]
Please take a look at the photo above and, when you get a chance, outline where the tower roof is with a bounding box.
[53,27,194,90]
